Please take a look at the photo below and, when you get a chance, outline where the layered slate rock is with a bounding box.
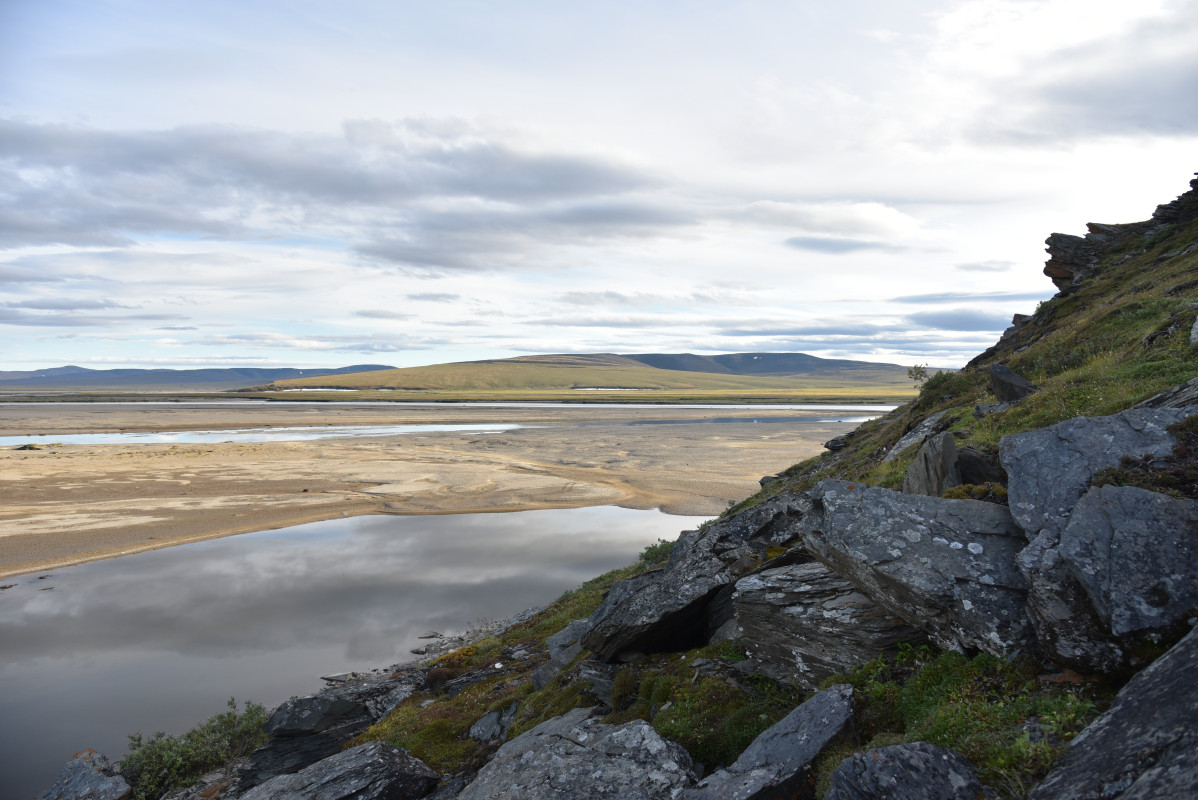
[582,496,808,661]
[241,676,417,788]
[1029,626,1198,800]
[684,684,854,800]
[238,742,438,800]
[468,701,518,742]
[1000,406,1196,541]
[824,742,988,800]
[882,411,947,464]
[1026,485,1198,671]
[902,432,962,497]
[1043,232,1101,292]
[731,562,926,690]
[800,480,1032,656]
[40,750,130,800]
[530,618,588,690]
[990,364,1037,402]
[456,707,696,800]
[1137,376,1198,409]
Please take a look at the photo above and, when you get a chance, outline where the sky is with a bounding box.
[1,0,1196,371]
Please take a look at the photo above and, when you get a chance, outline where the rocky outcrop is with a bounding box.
[40,750,131,800]
[684,685,854,800]
[731,562,926,690]
[240,675,417,788]
[1137,376,1198,409]
[1043,232,1101,291]
[1000,406,1196,541]
[902,432,961,497]
[455,707,696,800]
[989,364,1037,402]
[238,743,438,800]
[1029,625,1198,800]
[824,742,989,800]
[582,497,807,661]
[882,411,947,463]
[468,702,518,742]
[800,480,1032,656]
[530,618,588,690]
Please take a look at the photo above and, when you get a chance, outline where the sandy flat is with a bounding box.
[0,402,866,578]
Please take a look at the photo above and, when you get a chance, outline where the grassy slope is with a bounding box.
[254,353,918,403]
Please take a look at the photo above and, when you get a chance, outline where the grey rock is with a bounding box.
[974,402,1011,418]
[882,411,947,463]
[825,742,988,800]
[241,676,417,788]
[956,447,1005,486]
[1029,626,1198,800]
[825,433,852,452]
[456,707,696,800]
[239,742,438,800]
[989,364,1037,402]
[800,480,1032,656]
[1043,232,1101,291]
[582,496,808,661]
[1059,485,1198,638]
[468,702,518,742]
[1137,377,1198,409]
[684,685,854,800]
[40,750,130,800]
[730,562,926,690]
[1000,406,1197,541]
[530,618,588,690]
[902,432,962,497]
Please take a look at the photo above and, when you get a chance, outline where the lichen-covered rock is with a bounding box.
[684,684,854,800]
[902,432,962,497]
[240,676,417,788]
[730,562,926,690]
[238,742,438,800]
[456,707,695,800]
[582,496,808,661]
[40,750,130,800]
[1000,407,1197,541]
[824,742,988,800]
[1029,626,1198,800]
[800,480,1032,656]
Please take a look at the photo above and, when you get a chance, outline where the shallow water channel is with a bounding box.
[0,507,706,798]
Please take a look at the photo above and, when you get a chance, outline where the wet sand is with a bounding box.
[0,403,863,578]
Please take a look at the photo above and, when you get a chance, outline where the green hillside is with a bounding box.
[254,352,919,403]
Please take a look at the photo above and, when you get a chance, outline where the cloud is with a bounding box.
[906,309,1013,331]
[783,237,901,254]
[0,265,64,283]
[188,332,439,353]
[0,309,120,327]
[354,309,412,320]
[741,200,919,238]
[406,293,459,302]
[956,260,1015,272]
[3,298,129,310]
[890,290,1047,304]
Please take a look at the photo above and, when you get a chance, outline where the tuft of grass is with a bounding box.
[120,699,267,800]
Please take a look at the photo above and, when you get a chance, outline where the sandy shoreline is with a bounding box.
[0,403,864,578]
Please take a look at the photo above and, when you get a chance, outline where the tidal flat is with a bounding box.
[0,401,878,578]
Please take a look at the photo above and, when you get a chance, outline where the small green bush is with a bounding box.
[639,538,676,567]
[120,698,267,800]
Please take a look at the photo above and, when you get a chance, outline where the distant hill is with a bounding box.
[0,364,395,392]
[258,352,920,402]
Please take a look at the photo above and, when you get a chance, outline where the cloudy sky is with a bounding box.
[2,0,1195,370]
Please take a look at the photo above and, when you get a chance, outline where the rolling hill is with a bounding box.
[0,364,396,393]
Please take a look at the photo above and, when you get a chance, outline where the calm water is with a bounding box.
[0,423,522,446]
[0,507,706,798]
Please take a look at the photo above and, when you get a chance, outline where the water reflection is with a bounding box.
[0,423,521,446]
[0,507,706,798]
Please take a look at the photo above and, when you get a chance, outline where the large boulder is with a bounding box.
[800,480,1032,656]
[455,707,696,800]
[824,742,989,800]
[684,684,854,800]
[238,742,438,800]
[882,411,947,464]
[902,432,962,497]
[1029,625,1198,800]
[40,750,130,800]
[730,562,926,690]
[1025,485,1198,672]
[1000,406,1196,541]
[989,365,1037,402]
[582,496,808,661]
[240,676,417,788]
